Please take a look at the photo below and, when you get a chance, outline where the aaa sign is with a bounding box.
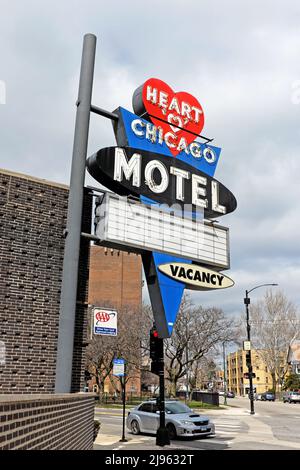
[93,308,117,336]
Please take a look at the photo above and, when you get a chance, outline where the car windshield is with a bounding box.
[165,402,192,414]
[291,392,300,395]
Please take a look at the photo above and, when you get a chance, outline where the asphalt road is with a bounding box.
[232,396,300,445]
[94,397,300,450]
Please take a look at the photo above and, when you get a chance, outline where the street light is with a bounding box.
[223,342,227,406]
[244,283,278,415]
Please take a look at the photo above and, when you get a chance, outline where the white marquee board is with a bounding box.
[95,193,230,269]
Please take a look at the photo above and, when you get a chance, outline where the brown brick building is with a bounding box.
[88,246,143,395]
[89,246,142,310]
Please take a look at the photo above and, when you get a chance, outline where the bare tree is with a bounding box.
[249,290,300,393]
[188,355,217,392]
[139,303,155,361]
[164,295,238,396]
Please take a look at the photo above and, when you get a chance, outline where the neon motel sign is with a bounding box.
[87,78,237,337]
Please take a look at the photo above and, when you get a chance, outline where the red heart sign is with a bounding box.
[133,78,204,157]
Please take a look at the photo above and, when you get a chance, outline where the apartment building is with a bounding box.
[226,349,273,396]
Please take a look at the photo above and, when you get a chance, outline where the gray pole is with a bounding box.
[55,34,97,393]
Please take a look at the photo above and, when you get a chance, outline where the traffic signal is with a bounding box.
[244,372,256,379]
[150,326,164,375]
[150,326,160,360]
[85,369,92,381]
[245,351,251,368]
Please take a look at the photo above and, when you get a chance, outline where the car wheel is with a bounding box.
[167,423,177,440]
[130,420,140,435]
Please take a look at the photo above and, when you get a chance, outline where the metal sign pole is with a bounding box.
[55,34,96,393]
[120,366,127,442]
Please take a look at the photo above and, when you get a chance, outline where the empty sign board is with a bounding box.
[95,193,230,269]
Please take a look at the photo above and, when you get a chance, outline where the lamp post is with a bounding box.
[244,283,278,415]
[223,342,227,406]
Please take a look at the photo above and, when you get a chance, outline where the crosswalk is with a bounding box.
[213,418,247,437]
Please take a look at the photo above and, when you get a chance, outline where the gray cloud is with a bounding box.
[1,0,300,316]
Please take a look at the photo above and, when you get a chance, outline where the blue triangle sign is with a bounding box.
[153,252,192,336]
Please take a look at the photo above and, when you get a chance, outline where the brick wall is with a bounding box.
[88,246,142,395]
[0,394,95,450]
[88,246,142,310]
[0,169,92,394]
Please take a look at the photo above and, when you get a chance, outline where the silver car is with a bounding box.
[283,391,300,403]
[126,400,215,439]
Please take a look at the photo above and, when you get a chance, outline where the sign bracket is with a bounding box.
[90,104,119,122]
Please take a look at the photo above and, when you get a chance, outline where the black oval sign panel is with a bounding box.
[87,146,237,219]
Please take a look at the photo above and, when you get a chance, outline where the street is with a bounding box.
[94,397,300,450]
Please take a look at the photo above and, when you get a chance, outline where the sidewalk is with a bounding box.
[94,435,201,451]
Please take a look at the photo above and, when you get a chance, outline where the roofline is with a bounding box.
[0,168,69,190]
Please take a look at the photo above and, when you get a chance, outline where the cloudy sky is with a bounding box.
[1,0,300,319]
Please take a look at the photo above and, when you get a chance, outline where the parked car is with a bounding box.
[126,400,215,439]
[226,391,235,398]
[283,391,300,403]
[255,393,263,401]
[261,392,275,401]
[218,391,225,396]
